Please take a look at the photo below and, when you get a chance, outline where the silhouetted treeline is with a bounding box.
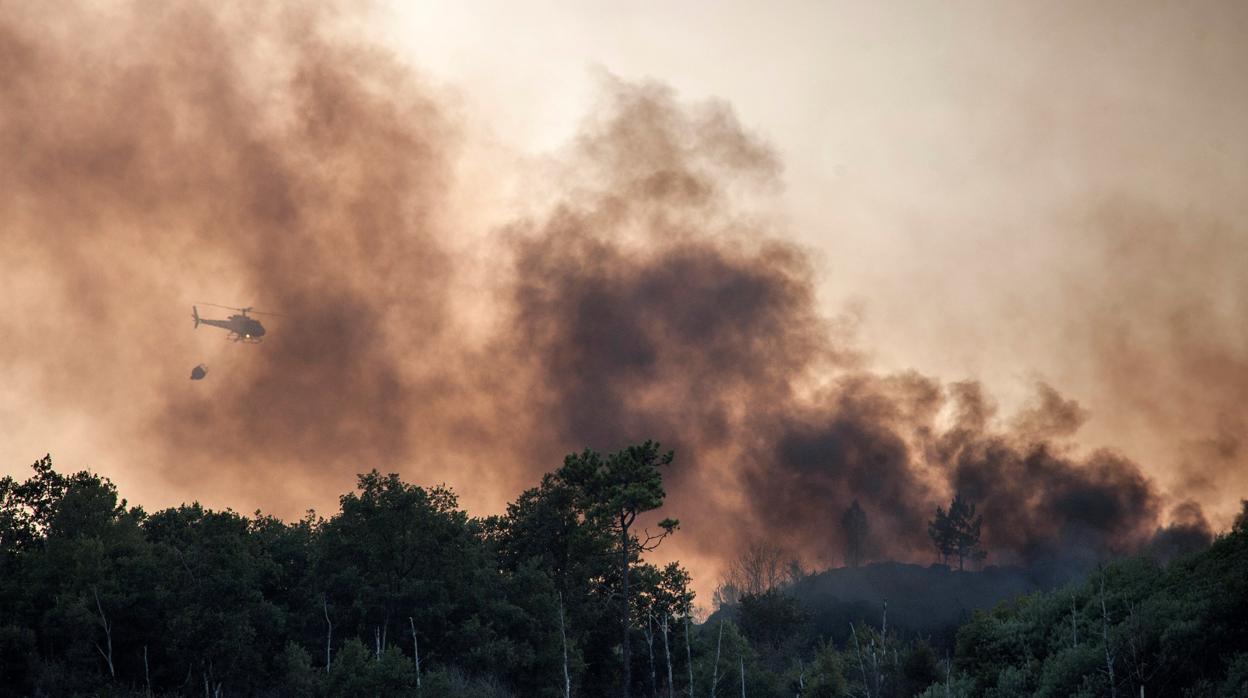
[2,453,1246,697]
[0,448,689,697]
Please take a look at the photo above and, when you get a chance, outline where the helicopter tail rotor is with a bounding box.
[192,306,200,329]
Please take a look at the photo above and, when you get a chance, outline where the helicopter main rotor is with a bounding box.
[194,302,286,317]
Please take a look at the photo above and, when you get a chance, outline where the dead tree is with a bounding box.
[375,626,382,661]
[202,660,222,698]
[323,600,333,673]
[92,587,115,679]
[1100,572,1117,698]
[663,614,675,698]
[1124,603,1155,698]
[646,611,658,698]
[684,616,694,698]
[710,620,724,697]
[868,636,882,698]
[409,616,422,689]
[144,644,152,697]
[202,672,222,698]
[558,595,571,698]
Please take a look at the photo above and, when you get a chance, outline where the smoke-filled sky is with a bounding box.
[3,1,1246,597]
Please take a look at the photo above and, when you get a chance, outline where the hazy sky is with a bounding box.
[2,1,1246,597]
[375,0,1248,511]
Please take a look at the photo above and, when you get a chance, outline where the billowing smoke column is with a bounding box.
[0,2,1220,581]
[494,81,1210,568]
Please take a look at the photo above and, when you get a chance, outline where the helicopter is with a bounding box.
[192,303,282,342]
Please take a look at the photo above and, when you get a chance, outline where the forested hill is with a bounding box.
[1,452,1246,697]
[708,517,1248,697]
[945,515,1248,696]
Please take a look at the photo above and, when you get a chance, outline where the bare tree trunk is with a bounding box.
[92,587,115,679]
[622,524,633,698]
[869,637,881,697]
[323,600,333,673]
[684,616,694,698]
[1124,602,1153,697]
[646,611,657,698]
[144,644,151,697]
[409,616,421,689]
[739,655,745,698]
[877,600,887,696]
[711,620,723,697]
[1101,573,1117,698]
[375,626,382,661]
[663,615,674,698]
[797,658,805,696]
[559,595,571,698]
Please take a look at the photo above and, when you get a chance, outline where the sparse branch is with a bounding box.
[639,525,676,553]
[92,587,115,678]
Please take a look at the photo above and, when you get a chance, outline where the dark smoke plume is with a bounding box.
[492,81,1202,569]
[0,2,1224,588]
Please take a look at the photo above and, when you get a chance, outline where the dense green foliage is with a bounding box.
[944,508,1248,697]
[1,452,1245,697]
[0,450,690,697]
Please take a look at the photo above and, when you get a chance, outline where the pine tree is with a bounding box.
[928,494,983,570]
